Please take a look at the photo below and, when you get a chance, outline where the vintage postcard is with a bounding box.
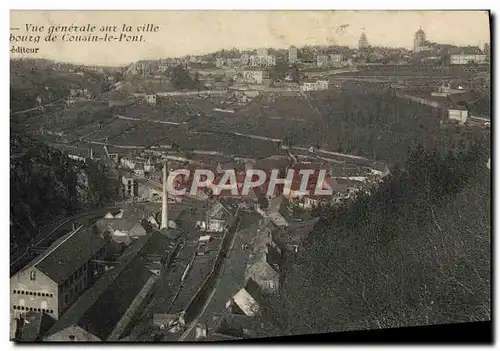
[10,10,491,342]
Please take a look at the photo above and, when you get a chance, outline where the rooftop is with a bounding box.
[96,218,145,233]
[168,236,222,314]
[27,226,106,285]
[45,230,179,340]
[211,312,280,339]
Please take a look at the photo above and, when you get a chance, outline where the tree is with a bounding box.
[267,61,289,81]
[261,140,491,336]
[289,64,302,84]
[169,64,197,90]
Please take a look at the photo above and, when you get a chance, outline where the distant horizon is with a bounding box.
[10,10,490,66]
[9,37,489,68]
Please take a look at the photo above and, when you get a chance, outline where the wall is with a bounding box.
[395,93,441,108]
[10,268,59,319]
[448,109,468,123]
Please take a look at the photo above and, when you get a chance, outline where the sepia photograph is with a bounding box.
[9,9,491,343]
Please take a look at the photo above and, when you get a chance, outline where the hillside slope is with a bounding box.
[10,131,121,251]
[270,136,491,335]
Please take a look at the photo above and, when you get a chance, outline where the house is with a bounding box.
[329,53,345,65]
[13,311,55,342]
[215,58,225,68]
[301,80,318,91]
[226,278,262,317]
[267,210,289,228]
[120,156,136,170]
[196,201,234,233]
[44,231,178,342]
[317,54,329,67]
[103,209,124,219]
[301,78,329,91]
[448,108,468,124]
[274,217,319,253]
[210,312,279,340]
[133,162,145,177]
[450,54,487,65]
[44,248,154,341]
[245,256,280,294]
[244,223,281,294]
[148,170,163,183]
[10,226,107,321]
[153,313,185,333]
[241,70,265,84]
[95,219,147,243]
[144,158,155,173]
[266,55,276,67]
[431,82,466,97]
[121,176,138,198]
[298,195,323,209]
[316,80,328,90]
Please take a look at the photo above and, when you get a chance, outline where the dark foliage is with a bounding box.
[267,136,490,335]
[169,64,198,90]
[10,131,121,249]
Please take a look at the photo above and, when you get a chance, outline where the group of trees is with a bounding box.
[265,133,490,336]
[168,64,203,91]
[267,63,302,84]
[10,131,121,249]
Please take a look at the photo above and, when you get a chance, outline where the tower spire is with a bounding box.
[160,161,169,229]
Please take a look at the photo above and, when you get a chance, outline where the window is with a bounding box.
[49,309,53,313]
[69,335,76,341]
[21,291,24,295]
[49,294,53,298]
[37,292,41,297]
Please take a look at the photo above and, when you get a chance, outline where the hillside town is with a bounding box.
[10,13,491,343]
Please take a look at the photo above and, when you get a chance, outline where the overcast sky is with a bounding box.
[10,10,490,66]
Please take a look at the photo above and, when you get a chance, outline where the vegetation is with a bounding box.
[168,64,203,90]
[10,131,121,249]
[10,59,111,112]
[267,135,490,335]
[279,85,487,166]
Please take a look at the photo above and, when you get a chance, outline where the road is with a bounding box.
[11,99,64,116]
[115,114,185,126]
[178,212,260,341]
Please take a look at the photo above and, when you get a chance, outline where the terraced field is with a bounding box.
[88,118,144,142]
[110,122,184,146]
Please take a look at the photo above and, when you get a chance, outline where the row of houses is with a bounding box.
[216,52,277,69]
[11,205,184,341]
[198,199,324,340]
